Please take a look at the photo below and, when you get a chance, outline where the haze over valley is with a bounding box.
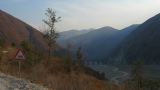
[1,0,160,90]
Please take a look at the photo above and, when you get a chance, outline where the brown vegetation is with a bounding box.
[0,10,48,51]
[0,46,113,90]
[0,9,115,90]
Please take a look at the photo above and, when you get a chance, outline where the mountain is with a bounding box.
[58,29,92,40]
[111,13,160,64]
[58,25,139,62]
[57,29,92,47]
[0,10,48,51]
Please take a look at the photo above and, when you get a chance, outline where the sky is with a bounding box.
[0,0,160,32]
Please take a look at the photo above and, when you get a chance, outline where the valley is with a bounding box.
[1,0,160,89]
[88,65,129,84]
[88,65,160,84]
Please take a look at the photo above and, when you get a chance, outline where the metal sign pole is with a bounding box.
[14,49,25,79]
[18,61,21,79]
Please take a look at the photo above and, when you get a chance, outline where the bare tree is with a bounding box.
[43,8,61,58]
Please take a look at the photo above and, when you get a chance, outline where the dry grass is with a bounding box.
[0,47,131,90]
[25,57,109,90]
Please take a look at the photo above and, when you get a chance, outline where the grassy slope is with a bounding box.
[0,46,119,90]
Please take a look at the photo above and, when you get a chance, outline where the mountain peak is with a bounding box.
[98,26,118,31]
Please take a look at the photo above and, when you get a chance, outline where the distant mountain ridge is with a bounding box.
[57,29,92,47]
[58,25,139,62]
[58,29,92,40]
[0,10,48,51]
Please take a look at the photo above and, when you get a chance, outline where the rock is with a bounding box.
[0,72,48,90]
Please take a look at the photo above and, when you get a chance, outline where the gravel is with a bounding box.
[0,73,48,90]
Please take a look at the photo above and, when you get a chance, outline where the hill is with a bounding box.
[111,13,160,64]
[0,10,111,89]
[0,10,48,51]
[58,25,139,62]
[57,29,92,47]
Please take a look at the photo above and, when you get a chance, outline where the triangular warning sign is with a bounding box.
[15,49,25,60]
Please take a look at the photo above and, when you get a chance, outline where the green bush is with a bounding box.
[20,41,43,68]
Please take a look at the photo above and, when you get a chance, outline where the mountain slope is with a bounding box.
[58,29,92,40]
[0,10,48,51]
[111,13,160,64]
[57,29,92,47]
[58,25,139,62]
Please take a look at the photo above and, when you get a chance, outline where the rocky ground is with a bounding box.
[0,73,48,90]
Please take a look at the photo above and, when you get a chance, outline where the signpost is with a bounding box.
[14,49,25,78]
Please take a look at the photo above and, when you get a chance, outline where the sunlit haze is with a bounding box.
[1,0,160,31]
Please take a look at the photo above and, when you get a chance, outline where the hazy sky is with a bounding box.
[0,0,160,32]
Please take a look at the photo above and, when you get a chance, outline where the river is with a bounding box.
[88,65,129,84]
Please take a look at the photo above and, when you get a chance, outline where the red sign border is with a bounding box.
[14,49,26,60]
